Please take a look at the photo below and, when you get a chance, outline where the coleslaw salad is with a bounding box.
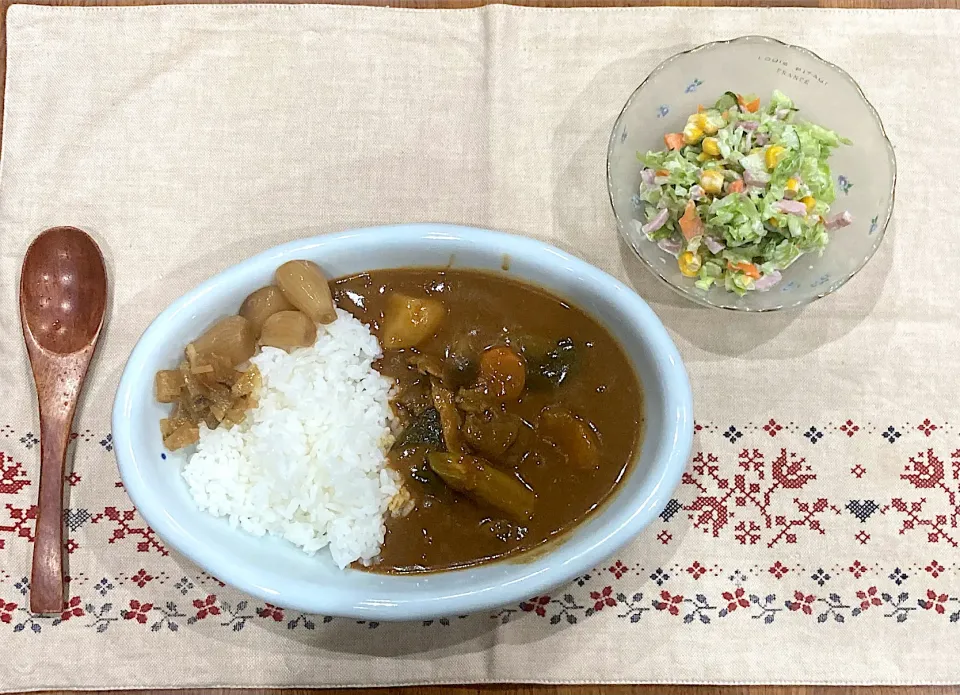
[637,90,852,295]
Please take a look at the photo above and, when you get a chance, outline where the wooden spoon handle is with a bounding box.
[29,402,74,615]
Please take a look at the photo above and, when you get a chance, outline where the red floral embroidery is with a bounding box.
[763,419,783,437]
[856,587,882,611]
[130,569,153,588]
[122,599,153,624]
[840,420,860,437]
[849,560,868,578]
[257,603,284,622]
[0,601,16,624]
[0,422,956,635]
[0,454,29,495]
[58,596,84,622]
[769,561,790,579]
[722,587,750,613]
[734,520,761,545]
[917,419,938,437]
[654,591,684,616]
[92,507,168,555]
[885,449,960,547]
[683,449,838,548]
[589,586,616,612]
[0,504,36,545]
[192,595,220,620]
[787,591,816,615]
[919,589,949,614]
[901,449,946,489]
[519,596,551,617]
[607,561,628,579]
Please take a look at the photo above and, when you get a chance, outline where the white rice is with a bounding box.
[181,308,399,568]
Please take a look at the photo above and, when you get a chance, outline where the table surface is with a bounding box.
[4,0,959,693]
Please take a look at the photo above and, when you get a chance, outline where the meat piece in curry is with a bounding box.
[334,269,643,573]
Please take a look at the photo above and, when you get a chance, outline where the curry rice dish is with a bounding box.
[155,261,644,573]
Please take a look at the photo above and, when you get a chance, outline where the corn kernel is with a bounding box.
[700,170,724,195]
[765,145,786,170]
[800,196,816,213]
[702,137,721,156]
[693,113,719,136]
[785,178,799,194]
[697,152,713,162]
[678,251,701,277]
[683,122,704,145]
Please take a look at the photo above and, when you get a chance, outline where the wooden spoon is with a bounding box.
[19,227,107,614]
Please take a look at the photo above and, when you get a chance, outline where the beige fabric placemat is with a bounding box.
[1,3,959,688]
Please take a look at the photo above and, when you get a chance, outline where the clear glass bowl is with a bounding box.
[607,35,896,311]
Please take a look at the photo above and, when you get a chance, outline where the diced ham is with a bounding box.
[689,185,705,201]
[641,208,670,236]
[775,199,808,216]
[703,236,726,254]
[741,120,759,131]
[825,211,854,230]
[640,168,655,186]
[754,133,769,147]
[754,270,782,291]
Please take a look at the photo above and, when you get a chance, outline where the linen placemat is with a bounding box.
[1,4,959,688]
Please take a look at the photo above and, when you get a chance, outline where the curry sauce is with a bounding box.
[333,269,643,573]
